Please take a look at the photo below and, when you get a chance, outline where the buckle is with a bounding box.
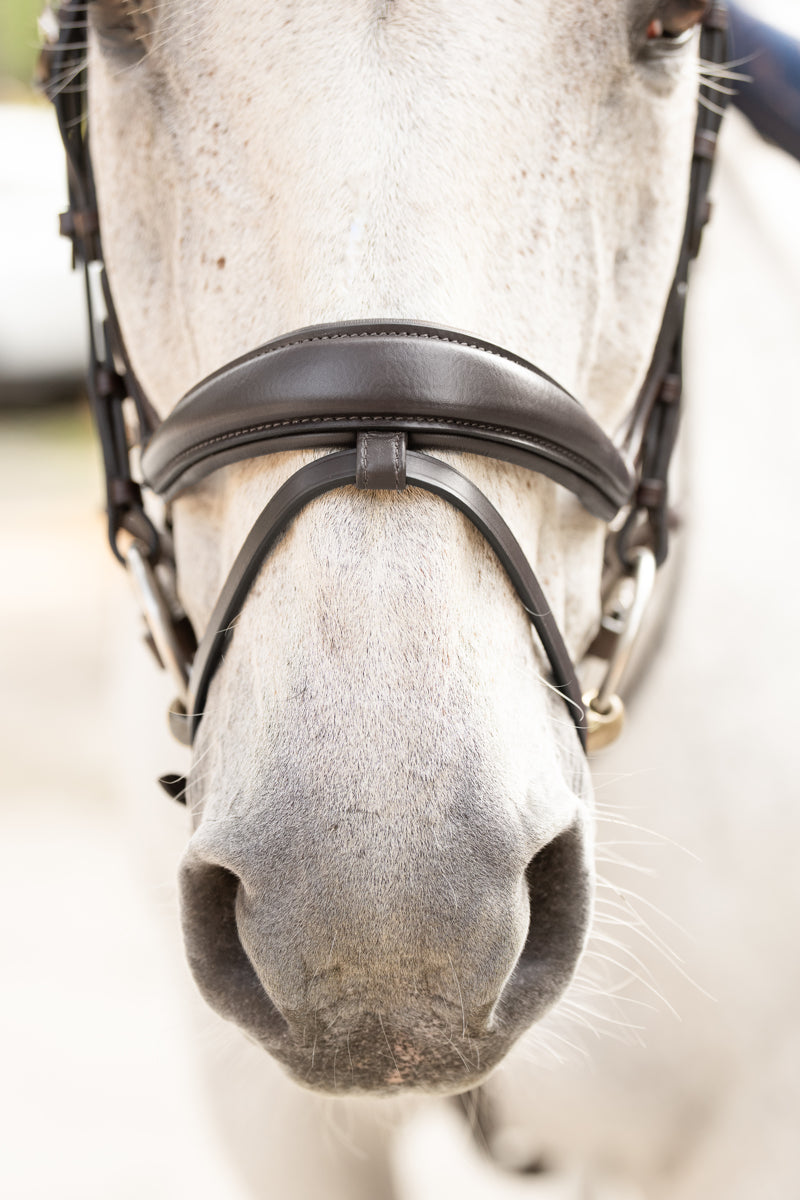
[124,539,191,704]
[583,547,657,753]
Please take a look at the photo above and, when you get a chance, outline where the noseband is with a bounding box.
[143,321,633,749]
[42,1,728,785]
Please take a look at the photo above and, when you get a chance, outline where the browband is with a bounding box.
[141,320,633,521]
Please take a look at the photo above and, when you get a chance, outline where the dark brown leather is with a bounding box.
[615,2,728,566]
[141,321,633,520]
[355,432,407,491]
[169,447,586,750]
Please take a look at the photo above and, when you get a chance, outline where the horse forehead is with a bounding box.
[90,0,692,412]
[179,0,620,203]
[196,0,609,53]
[186,0,618,115]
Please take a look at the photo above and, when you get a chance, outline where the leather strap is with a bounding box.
[355,432,407,490]
[615,1,729,567]
[169,442,586,750]
[141,320,633,521]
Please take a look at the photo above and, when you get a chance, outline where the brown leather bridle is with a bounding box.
[41,1,729,790]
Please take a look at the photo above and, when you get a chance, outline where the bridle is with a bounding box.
[42,0,729,774]
[41,1,729,793]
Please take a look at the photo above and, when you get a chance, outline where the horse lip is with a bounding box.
[270,1021,506,1097]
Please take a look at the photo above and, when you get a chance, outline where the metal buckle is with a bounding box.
[583,546,656,753]
[124,540,190,704]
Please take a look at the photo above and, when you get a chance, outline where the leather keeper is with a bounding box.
[355,432,407,490]
[59,208,99,240]
[694,129,717,160]
[658,374,682,406]
[108,478,143,507]
[637,479,666,509]
[703,3,729,32]
[94,365,121,398]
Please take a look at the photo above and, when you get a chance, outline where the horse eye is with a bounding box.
[646,1,708,42]
[90,0,153,57]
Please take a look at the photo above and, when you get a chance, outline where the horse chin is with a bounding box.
[275,1031,503,1098]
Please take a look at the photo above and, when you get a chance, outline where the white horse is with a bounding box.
[67,0,799,1196]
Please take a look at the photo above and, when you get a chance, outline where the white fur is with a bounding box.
[87,2,800,1196]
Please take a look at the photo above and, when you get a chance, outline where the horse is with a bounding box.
[42,1,800,1196]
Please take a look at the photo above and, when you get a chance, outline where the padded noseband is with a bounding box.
[142,321,632,519]
[142,321,633,749]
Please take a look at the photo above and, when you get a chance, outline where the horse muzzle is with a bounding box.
[179,802,592,1095]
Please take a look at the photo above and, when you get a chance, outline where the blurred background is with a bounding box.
[1,4,282,1196]
[1,3,799,1198]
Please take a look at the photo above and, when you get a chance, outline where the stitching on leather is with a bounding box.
[157,414,611,489]
[393,434,403,489]
[187,330,556,392]
[356,432,368,488]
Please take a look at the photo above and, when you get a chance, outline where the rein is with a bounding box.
[41,1,729,787]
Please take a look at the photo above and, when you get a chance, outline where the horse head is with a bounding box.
[56,0,721,1093]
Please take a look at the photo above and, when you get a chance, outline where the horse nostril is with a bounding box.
[178,854,287,1042]
[500,820,593,1027]
[178,814,592,1090]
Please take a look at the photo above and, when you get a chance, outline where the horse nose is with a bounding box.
[179,810,592,1093]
